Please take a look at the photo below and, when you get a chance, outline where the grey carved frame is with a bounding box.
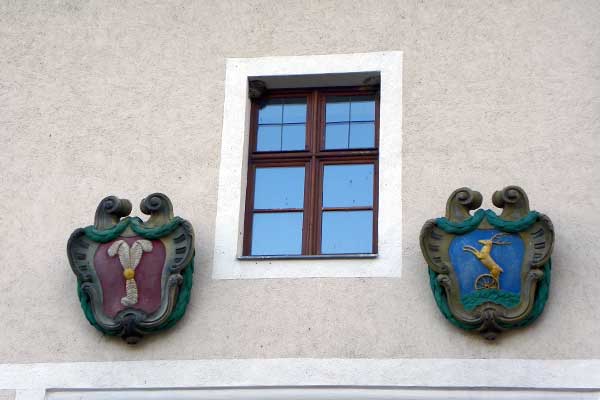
[420,186,554,339]
[67,193,195,343]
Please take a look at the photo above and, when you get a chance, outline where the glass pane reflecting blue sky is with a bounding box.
[323,164,374,207]
[258,101,282,124]
[326,97,350,122]
[325,96,375,149]
[257,125,281,151]
[321,211,373,254]
[254,167,305,209]
[349,122,375,148]
[325,123,349,149]
[283,99,307,123]
[252,212,303,255]
[350,96,375,121]
[282,124,306,150]
[257,98,307,152]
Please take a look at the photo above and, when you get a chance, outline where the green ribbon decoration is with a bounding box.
[435,209,486,235]
[83,216,184,242]
[485,210,540,232]
[436,209,540,235]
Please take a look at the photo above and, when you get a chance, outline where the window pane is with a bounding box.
[325,97,350,122]
[256,125,281,151]
[254,167,305,209]
[283,99,307,123]
[258,100,282,124]
[350,96,375,121]
[252,212,303,255]
[323,164,374,207]
[325,123,349,149]
[349,122,375,148]
[282,124,306,151]
[321,211,373,254]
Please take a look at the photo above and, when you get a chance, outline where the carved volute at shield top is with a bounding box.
[420,186,554,339]
[67,193,195,344]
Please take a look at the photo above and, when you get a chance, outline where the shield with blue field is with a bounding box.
[450,230,524,310]
[420,186,554,339]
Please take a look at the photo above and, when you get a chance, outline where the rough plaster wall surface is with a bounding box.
[0,0,598,363]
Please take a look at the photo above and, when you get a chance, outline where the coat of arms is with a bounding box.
[67,193,195,343]
[420,186,554,339]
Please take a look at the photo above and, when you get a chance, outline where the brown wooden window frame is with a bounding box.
[243,86,380,256]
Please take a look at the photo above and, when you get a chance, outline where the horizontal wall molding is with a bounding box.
[46,387,600,400]
[0,358,599,399]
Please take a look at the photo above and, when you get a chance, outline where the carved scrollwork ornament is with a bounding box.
[420,186,554,339]
[248,80,267,99]
[67,193,195,344]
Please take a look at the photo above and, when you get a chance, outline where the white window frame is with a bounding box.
[213,52,403,279]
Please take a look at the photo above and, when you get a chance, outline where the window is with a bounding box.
[243,88,379,256]
[213,52,402,279]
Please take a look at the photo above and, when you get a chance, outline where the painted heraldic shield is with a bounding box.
[420,186,554,339]
[67,193,195,344]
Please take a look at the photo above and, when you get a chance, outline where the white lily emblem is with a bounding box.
[108,239,153,306]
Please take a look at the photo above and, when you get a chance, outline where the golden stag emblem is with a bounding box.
[463,232,512,290]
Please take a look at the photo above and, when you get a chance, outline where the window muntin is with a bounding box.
[244,88,379,257]
[324,95,376,149]
[256,97,308,152]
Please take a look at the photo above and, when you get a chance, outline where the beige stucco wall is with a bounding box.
[0,0,599,364]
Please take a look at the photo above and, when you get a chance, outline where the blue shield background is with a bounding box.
[449,229,524,296]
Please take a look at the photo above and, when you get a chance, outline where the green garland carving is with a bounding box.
[435,209,486,234]
[148,257,194,331]
[461,289,520,311]
[504,260,551,329]
[436,209,540,235]
[428,268,477,331]
[77,281,104,333]
[83,216,184,242]
[82,218,130,243]
[485,210,540,233]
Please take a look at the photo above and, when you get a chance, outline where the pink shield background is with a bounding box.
[94,236,166,318]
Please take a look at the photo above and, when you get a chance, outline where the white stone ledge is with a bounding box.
[0,358,599,399]
[46,387,600,400]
